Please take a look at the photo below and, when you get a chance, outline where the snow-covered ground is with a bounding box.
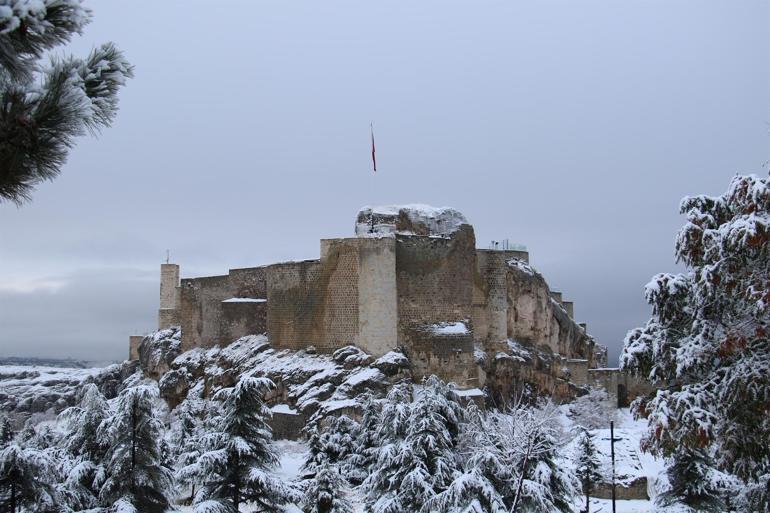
[0,364,107,422]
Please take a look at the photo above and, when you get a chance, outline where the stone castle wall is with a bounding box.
[151,205,619,395]
[395,226,478,384]
[180,267,268,352]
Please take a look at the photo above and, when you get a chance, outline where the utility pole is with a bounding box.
[610,420,616,513]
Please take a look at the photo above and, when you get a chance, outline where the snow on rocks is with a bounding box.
[371,351,410,376]
[140,331,400,423]
[0,361,138,425]
[355,204,469,237]
[427,321,469,335]
[507,257,538,276]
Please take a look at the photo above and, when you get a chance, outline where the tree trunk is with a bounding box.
[511,439,533,513]
[10,478,16,513]
[131,396,137,497]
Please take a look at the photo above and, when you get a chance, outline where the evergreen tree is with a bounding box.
[301,462,352,513]
[0,443,57,512]
[507,401,576,513]
[364,376,462,513]
[60,383,109,461]
[656,448,730,513]
[179,376,294,513]
[301,415,358,479]
[439,402,511,512]
[347,393,382,485]
[172,385,206,503]
[0,0,134,205]
[55,383,110,510]
[0,417,13,449]
[621,175,770,504]
[97,383,173,513]
[574,428,602,513]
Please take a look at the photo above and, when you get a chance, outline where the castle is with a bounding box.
[131,205,646,407]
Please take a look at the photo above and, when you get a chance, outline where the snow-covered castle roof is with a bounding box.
[355,204,469,237]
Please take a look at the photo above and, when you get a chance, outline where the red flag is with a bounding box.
[370,124,376,173]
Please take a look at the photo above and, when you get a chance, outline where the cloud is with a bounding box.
[0,268,157,362]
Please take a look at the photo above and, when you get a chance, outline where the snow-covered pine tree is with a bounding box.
[179,376,293,513]
[54,385,111,510]
[0,443,58,512]
[655,447,732,513]
[302,414,359,479]
[97,383,173,513]
[301,461,353,513]
[568,387,616,431]
[0,0,134,205]
[172,384,207,503]
[574,428,602,513]
[620,174,770,507]
[508,401,576,513]
[347,393,382,485]
[0,417,13,448]
[60,383,109,461]
[427,402,508,513]
[364,375,462,513]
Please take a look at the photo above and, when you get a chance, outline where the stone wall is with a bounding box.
[180,267,268,351]
[589,367,654,408]
[395,226,478,385]
[265,260,323,350]
[473,250,513,352]
[357,238,398,356]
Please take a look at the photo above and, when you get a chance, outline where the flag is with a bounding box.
[370,123,376,173]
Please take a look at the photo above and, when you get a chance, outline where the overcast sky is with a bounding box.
[0,0,768,365]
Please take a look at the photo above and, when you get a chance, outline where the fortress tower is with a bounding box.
[158,263,181,329]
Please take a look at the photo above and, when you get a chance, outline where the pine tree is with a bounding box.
[364,375,462,513]
[97,383,173,513]
[60,383,109,461]
[347,393,382,485]
[172,386,206,503]
[54,383,111,510]
[0,417,13,448]
[621,175,770,504]
[302,415,358,479]
[301,462,353,513]
[0,0,134,205]
[0,443,57,512]
[431,401,510,513]
[179,376,294,513]
[574,428,602,513]
[508,401,576,513]
[656,448,730,513]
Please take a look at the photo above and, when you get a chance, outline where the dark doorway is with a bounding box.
[617,383,629,408]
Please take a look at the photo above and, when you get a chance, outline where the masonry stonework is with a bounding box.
[143,205,641,403]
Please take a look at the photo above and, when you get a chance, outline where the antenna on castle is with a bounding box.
[165,249,170,264]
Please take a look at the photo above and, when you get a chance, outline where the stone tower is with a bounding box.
[158,263,181,329]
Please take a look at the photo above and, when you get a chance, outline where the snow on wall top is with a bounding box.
[355,204,469,237]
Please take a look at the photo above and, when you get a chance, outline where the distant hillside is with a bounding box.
[0,356,102,368]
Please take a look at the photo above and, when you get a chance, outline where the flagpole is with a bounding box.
[370,122,377,233]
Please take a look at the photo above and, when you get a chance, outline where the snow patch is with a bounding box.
[427,321,469,335]
[221,297,267,303]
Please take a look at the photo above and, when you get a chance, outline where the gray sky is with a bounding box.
[0,0,768,365]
